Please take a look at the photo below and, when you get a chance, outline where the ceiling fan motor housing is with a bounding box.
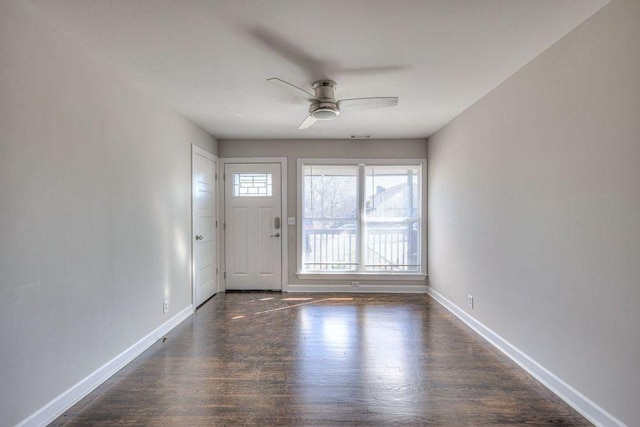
[310,80,340,120]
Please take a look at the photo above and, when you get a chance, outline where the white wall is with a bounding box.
[219,139,428,290]
[0,1,217,425]
[427,0,639,425]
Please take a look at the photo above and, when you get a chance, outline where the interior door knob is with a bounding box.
[195,235,204,241]
[270,233,280,238]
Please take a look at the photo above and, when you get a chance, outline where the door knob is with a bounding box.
[270,233,280,238]
[195,235,204,240]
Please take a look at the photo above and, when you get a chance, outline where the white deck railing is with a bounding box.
[303,221,419,272]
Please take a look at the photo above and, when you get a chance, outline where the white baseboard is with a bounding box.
[426,286,625,427]
[17,305,194,427]
[286,284,427,293]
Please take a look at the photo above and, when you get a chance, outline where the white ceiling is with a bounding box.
[24,0,609,140]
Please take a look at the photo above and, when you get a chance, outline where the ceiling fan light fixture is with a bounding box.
[310,102,340,120]
[311,108,339,120]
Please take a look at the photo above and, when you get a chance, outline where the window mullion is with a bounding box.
[358,164,366,272]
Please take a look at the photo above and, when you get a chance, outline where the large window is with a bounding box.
[299,160,424,275]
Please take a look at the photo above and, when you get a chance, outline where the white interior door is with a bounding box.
[193,146,218,307]
[225,163,282,290]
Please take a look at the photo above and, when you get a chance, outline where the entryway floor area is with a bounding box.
[51,292,590,426]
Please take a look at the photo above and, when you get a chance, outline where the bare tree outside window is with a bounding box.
[303,166,358,270]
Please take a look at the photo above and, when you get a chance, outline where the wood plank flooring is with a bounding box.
[52,293,590,426]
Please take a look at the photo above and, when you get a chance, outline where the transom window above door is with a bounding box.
[297,159,426,279]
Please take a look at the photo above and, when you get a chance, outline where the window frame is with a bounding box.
[296,158,427,281]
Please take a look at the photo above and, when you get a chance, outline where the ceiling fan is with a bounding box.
[267,77,399,129]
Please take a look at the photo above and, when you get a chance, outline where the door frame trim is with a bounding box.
[191,145,219,307]
[220,157,288,292]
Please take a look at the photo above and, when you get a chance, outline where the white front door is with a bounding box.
[224,163,282,290]
[192,146,218,307]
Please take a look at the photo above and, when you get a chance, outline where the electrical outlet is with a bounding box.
[351,281,359,287]
[163,300,169,314]
[467,294,474,309]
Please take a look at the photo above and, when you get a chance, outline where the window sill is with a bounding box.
[296,272,427,281]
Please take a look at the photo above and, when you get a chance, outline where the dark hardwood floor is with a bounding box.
[51,292,590,426]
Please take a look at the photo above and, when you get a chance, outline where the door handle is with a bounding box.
[270,233,280,238]
[195,235,204,241]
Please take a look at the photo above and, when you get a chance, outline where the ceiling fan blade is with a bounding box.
[267,77,317,101]
[251,27,330,81]
[335,65,410,76]
[337,97,399,111]
[298,115,318,130]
